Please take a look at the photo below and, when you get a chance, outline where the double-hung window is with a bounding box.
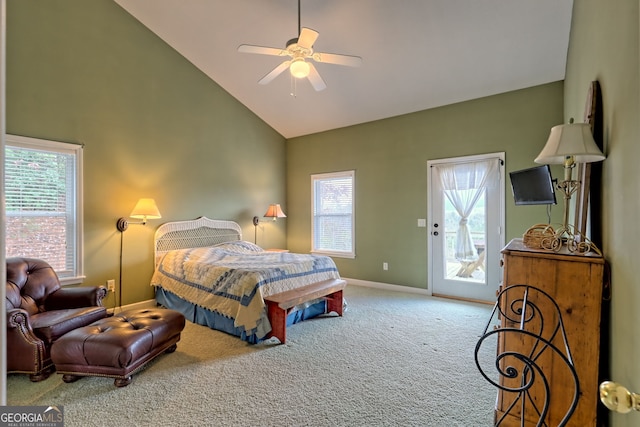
[5,135,84,284]
[311,170,355,258]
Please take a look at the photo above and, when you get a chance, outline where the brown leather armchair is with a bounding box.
[6,257,108,381]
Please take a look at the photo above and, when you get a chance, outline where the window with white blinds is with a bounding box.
[311,170,355,258]
[5,135,84,284]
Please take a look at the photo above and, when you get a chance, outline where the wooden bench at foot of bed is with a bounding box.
[265,278,347,344]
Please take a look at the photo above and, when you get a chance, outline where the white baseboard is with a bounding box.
[343,277,431,296]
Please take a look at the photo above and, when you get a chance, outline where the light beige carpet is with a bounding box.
[7,285,496,426]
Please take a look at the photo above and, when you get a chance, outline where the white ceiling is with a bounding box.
[114,0,573,139]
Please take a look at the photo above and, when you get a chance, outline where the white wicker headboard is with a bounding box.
[154,217,243,265]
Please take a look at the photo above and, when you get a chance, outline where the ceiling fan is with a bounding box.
[238,0,362,91]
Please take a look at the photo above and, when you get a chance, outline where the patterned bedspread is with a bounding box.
[150,241,341,339]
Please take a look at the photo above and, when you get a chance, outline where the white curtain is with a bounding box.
[434,159,498,261]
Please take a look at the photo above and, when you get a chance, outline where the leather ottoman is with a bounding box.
[51,308,185,387]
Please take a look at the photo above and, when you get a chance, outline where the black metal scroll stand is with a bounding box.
[475,285,580,426]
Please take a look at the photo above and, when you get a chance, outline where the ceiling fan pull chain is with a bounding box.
[290,73,297,98]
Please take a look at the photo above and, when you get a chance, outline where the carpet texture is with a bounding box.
[7,285,497,426]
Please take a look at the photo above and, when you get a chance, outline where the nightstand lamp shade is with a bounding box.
[264,203,287,221]
[116,198,162,232]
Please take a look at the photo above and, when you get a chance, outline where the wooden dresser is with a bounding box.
[496,238,605,426]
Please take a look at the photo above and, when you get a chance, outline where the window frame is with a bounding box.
[5,134,84,285]
[311,170,355,259]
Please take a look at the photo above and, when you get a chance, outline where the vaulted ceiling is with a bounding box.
[114,0,573,138]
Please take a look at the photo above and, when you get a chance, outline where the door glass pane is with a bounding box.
[443,189,486,284]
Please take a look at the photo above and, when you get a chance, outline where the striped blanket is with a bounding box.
[150,241,341,339]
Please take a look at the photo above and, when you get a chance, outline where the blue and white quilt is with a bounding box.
[150,241,341,339]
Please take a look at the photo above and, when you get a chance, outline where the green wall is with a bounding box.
[7,1,567,300]
[7,0,640,422]
[6,0,287,307]
[565,1,639,426]
[287,82,564,289]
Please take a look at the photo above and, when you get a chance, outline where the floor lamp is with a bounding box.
[116,198,162,309]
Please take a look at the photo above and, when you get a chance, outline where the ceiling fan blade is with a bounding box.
[312,52,362,67]
[258,60,291,85]
[297,27,319,49]
[306,63,326,91]
[238,44,287,57]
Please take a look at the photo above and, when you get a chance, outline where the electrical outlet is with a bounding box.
[107,279,115,292]
[383,262,388,271]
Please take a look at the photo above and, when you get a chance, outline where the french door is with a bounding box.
[427,153,504,302]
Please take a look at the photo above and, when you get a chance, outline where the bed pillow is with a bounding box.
[214,240,265,254]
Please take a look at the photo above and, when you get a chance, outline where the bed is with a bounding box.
[150,217,345,343]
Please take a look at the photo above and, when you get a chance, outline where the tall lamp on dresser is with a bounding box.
[533,119,605,253]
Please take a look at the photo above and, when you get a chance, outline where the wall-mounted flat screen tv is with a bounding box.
[509,165,557,206]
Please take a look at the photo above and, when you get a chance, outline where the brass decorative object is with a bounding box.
[539,224,602,256]
[523,223,601,255]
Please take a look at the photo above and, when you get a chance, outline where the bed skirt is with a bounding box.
[154,287,327,344]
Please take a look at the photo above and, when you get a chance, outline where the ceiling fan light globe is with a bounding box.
[290,59,310,78]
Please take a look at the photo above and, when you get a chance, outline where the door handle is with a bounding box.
[600,381,640,413]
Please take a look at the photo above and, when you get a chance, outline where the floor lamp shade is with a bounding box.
[116,198,162,232]
[130,198,162,220]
